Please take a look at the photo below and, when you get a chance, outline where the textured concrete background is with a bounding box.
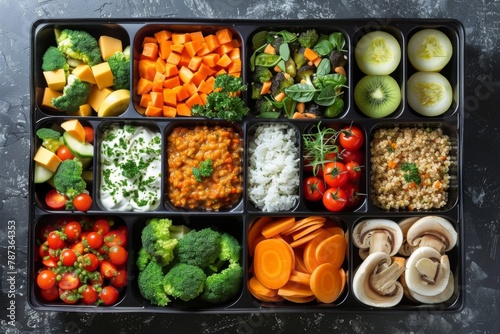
[1,0,499,333]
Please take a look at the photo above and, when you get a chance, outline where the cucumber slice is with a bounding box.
[63,132,94,158]
[34,163,54,183]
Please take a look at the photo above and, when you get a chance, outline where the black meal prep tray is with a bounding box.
[28,18,465,314]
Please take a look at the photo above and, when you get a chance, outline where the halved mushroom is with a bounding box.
[405,272,455,304]
[405,246,450,296]
[406,216,458,253]
[397,217,420,256]
[352,252,405,307]
[353,219,404,260]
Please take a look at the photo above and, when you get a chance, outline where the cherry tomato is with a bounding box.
[45,189,67,210]
[322,187,348,212]
[73,193,92,212]
[86,232,103,249]
[60,249,77,267]
[47,231,65,249]
[60,290,79,304]
[58,272,80,290]
[83,126,94,144]
[70,241,84,255]
[303,176,326,202]
[93,219,111,235]
[100,260,118,279]
[103,230,127,248]
[81,285,99,305]
[40,225,56,241]
[39,285,60,302]
[42,258,58,268]
[343,182,363,208]
[108,245,128,266]
[339,125,364,151]
[345,161,362,181]
[339,149,364,165]
[90,272,104,286]
[99,286,119,305]
[37,269,57,290]
[81,253,99,272]
[110,269,128,288]
[114,225,128,239]
[39,242,49,259]
[323,161,348,188]
[64,221,82,241]
[56,145,75,161]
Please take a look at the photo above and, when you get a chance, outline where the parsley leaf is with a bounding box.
[193,159,214,182]
[401,162,421,184]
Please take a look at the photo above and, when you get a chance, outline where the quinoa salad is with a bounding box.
[370,127,452,210]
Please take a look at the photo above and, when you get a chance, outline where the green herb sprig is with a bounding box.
[401,162,421,184]
[193,159,214,182]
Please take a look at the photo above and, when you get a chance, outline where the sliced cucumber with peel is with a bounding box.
[34,163,54,183]
[63,132,94,158]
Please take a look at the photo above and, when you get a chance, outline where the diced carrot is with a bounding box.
[191,69,206,86]
[163,76,181,89]
[197,79,214,94]
[216,53,232,68]
[260,81,272,95]
[171,33,190,45]
[274,92,286,102]
[188,56,203,71]
[155,57,166,74]
[216,42,234,56]
[202,53,220,68]
[178,49,192,68]
[170,44,185,53]
[227,59,241,73]
[334,66,346,76]
[185,93,203,108]
[215,68,227,76]
[231,71,241,77]
[153,71,166,83]
[204,34,221,52]
[304,47,319,61]
[163,105,177,117]
[164,63,179,78]
[163,88,177,107]
[151,80,164,93]
[183,82,198,96]
[215,28,233,44]
[196,42,211,56]
[189,31,204,42]
[388,160,396,169]
[185,39,203,57]
[166,51,182,65]
[273,64,282,72]
[139,93,152,108]
[138,59,156,81]
[142,36,157,46]
[197,63,215,78]
[199,92,208,104]
[176,102,192,116]
[263,43,276,54]
[154,30,172,43]
[228,47,240,60]
[159,40,172,60]
[172,85,190,101]
[296,102,305,114]
[145,104,163,117]
[136,77,153,95]
[313,57,322,67]
[150,91,164,108]
[142,42,159,59]
[178,66,194,84]
[231,38,241,48]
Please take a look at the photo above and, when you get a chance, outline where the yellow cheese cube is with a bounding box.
[43,69,66,91]
[41,88,63,111]
[91,62,114,89]
[87,85,113,112]
[34,146,62,172]
[99,35,123,61]
[61,119,85,142]
[72,64,96,84]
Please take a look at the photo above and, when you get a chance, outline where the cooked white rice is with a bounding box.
[247,123,300,212]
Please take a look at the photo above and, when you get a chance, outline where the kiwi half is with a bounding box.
[354,75,401,118]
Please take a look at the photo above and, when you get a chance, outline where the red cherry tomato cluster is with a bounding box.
[303,124,365,212]
[36,217,128,305]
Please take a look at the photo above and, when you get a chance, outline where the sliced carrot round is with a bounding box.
[253,238,294,290]
[288,270,311,286]
[315,234,346,268]
[248,216,273,255]
[302,229,331,273]
[282,294,316,303]
[278,281,314,298]
[247,276,277,299]
[261,217,295,238]
[310,263,343,303]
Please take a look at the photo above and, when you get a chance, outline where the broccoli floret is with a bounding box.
[52,74,91,113]
[292,47,308,69]
[42,46,69,76]
[36,128,63,152]
[136,247,152,272]
[56,28,102,66]
[284,58,297,78]
[177,228,221,269]
[255,98,277,115]
[52,158,86,205]
[201,262,243,304]
[270,72,294,96]
[141,218,179,266]
[295,65,316,84]
[138,259,170,306]
[251,83,263,100]
[298,29,319,49]
[253,66,273,83]
[163,263,206,302]
[107,46,130,90]
[218,233,241,264]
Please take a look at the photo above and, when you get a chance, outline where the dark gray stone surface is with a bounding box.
[1,0,499,333]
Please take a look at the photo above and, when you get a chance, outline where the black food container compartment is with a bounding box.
[29,18,464,313]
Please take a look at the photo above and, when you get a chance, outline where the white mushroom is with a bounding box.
[353,219,404,260]
[353,252,405,307]
[406,216,457,253]
[407,272,455,304]
[405,246,450,296]
[397,217,420,256]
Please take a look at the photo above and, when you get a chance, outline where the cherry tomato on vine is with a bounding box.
[346,161,362,181]
[45,189,67,210]
[323,161,348,188]
[100,286,119,305]
[339,149,364,164]
[37,269,57,290]
[322,187,348,212]
[303,176,326,202]
[343,182,362,208]
[64,221,82,241]
[60,249,77,266]
[56,145,75,161]
[73,193,92,212]
[339,125,364,151]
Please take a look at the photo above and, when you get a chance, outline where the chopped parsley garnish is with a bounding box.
[401,162,421,184]
[193,159,214,182]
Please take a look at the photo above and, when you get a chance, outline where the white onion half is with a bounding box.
[407,71,453,117]
[408,29,453,72]
[355,31,401,75]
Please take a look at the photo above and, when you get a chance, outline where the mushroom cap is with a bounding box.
[352,252,404,308]
[406,216,458,253]
[353,219,404,260]
[398,217,420,256]
[405,246,451,296]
